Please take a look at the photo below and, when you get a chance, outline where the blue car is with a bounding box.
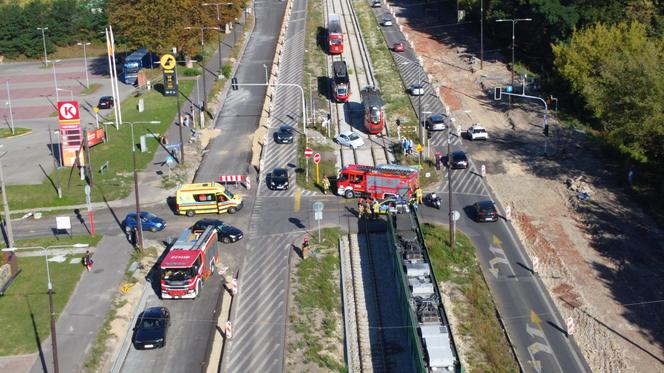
[123,212,166,233]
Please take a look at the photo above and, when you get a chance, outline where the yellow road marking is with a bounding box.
[492,234,503,247]
[293,190,301,212]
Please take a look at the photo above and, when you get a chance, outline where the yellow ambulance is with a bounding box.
[175,182,243,217]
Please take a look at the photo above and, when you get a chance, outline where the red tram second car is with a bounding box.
[361,86,384,134]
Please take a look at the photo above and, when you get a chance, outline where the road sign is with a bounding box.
[566,317,575,335]
[314,211,323,221]
[452,210,460,221]
[304,147,313,157]
[160,54,176,70]
[313,153,321,164]
[505,204,512,221]
[56,216,71,230]
[532,256,540,273]
[58,101,80,121]
[160,54,178,96]
[416,143,423,153]
[231,278,238,295]
[225,320,233,339]
[481,164,486,178]
[313,201,324,213]
[93,106,99,113]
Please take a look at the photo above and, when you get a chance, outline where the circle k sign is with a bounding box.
[57,101,80,121]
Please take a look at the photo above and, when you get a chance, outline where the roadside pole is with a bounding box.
[84,185,95,237]
[0,158,14,247]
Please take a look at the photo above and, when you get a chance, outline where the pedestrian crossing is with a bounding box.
[223,232,301,373]
[438,160,490,197]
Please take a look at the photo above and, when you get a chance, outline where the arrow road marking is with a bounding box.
[487,245,516,278]
[528,341,553,355]
[526,322,546,339]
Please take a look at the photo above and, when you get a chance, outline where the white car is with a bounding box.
[335,131,365,149]
[409,82,425,96]
[467,124,488,140]
[381,16,393,26]
[371,0,381,7]
[425,114,448,131]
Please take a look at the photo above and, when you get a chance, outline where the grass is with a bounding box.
[0,255,84,355]
[422,223,519,372]
[80,83,102,96]
[0,235,102,250]
[296,137,336,191]
[302,0,330,134]
[0,128,31,138]
[2,80,195,211]
[355,0,418,136]
[289,228,345,372]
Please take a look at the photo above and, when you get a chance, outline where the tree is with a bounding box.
[108,0,238,57]
[553,21,664,167]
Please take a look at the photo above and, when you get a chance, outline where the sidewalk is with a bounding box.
[11,16,248,216]
[23,235,133,373]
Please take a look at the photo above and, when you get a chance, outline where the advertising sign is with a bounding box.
[86,128,105,148]
[57,100,84,167]
[160,54,178,97]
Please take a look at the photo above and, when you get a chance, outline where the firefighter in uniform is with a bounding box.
[415,187,423,205]
[321,177,331,195]
[372,199,380,220]
[358,198,365,218]
[364,199,371,219]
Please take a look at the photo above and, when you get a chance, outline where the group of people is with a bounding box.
[401,137,415,155]
[357,197,382,220]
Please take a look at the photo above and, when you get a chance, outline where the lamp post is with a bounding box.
[202,2,234,72]
[0,149,13,248]
[495,18,532,89]
[52,59,62,102]
[126,121,161,250]
[184,26,220,113]
[56,88,73,101]
[3,243,89,373]
[448,118,455,250]
[5,81,15,134]
[37,27,49,65]
[480,0,484,70]
[77,42,91,88]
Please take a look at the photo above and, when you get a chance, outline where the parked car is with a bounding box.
[467,124,488,140]
[381,15,393,26]
[425,114,448,131]
[409,82,425,96]
[123,212,166,233]
[335,131,365,149]
[275,125,294,144]
[449,150,468,169]
[192,219,244,243]
[378,197,409,215]
[97,96,114,110]
[132,307,170,350]
[371,0,381,7]
[392,42,405,52]
[473,200,498,222]
[267,168,290,190]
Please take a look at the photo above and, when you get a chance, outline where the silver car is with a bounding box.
[335,131,365,149]
[426,114,448,131]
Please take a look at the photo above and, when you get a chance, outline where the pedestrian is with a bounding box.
[364,199,371,219]
[415,187,423,205]
[302,236,310,258]
[183,115,190,128]
[82,250,94,271]
[372,199,380,219]
[628,168,635,186]
[322,177,330,195]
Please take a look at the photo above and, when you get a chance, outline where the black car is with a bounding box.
[473,200,498,222]
[192,219,244,243]
[132,307,170,350]
[449,150,468,169]
[275,125,294,144]
[97,96,114,110]
[268,168,289,190]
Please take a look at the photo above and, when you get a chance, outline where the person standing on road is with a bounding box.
[373,199,380,220]
[322,177,330,195]
[82,250,94,271]
[415,187,423,205]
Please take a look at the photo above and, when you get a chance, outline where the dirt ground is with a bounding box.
[395,4,664,372]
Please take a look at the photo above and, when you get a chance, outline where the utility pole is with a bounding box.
[77,42,91,88]
[496,18,532,104]
[448,120,454,250]
[0,157,14,248]
[45,247,59,373]
[480,0,484,70]
[37,27,49,65]
[5,81,15,134]
[47,125,63,198]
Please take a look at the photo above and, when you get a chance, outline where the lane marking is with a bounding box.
[293,190,301,212]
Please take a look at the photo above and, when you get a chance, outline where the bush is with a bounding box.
[222,63,232,79]
[181,67,201,77]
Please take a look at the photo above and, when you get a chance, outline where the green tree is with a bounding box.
[553,21,664,166]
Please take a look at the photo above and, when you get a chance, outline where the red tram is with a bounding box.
[328,14,343,54]
[361,86,384,134]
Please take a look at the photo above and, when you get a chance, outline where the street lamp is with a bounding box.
[480,0,484,70]
[5,81,15,134]
[37,27,49,65]
[202,2,234,72]
[125,121,161,250]
[56,88,73,101]
[77,42,91,88]
[495,18,532,89]
[3,243,89,373]
[51,59,62,102]
[0,148,13,247]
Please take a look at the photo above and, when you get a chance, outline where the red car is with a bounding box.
[392,42,405,52]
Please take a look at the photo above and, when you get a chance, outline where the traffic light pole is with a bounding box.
[495,89,549,154]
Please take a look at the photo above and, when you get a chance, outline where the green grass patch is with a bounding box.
[302,0,331,136]
[296,137,336,191]
[289,228,345,372]
[0,128,31,138]
[0,255,84,355]
[355,1,418,134]
[80,83,102,96]
[3,80,194,211]
[422,224,519,372]
[0,235,102,250]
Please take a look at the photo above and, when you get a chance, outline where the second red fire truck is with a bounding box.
[160,226,219,300]
[336,164,419,200]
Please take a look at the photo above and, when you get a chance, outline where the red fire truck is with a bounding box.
[328,14,343,54]
[336,164,419,199]
[332,60,350,102]
[361,86,385,134]
[160,226,219,300]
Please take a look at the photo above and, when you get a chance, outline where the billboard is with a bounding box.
[57,101,84,167]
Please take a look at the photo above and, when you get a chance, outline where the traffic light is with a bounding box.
[231,77,238,91]
[543,124,549,137]
[494,87,501,100]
